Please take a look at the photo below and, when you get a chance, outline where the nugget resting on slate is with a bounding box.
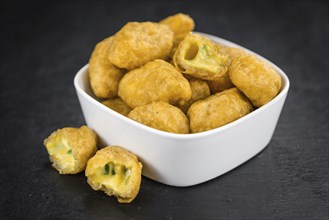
[118,59,192,108]
[188,88,253,133]
[108,22,173,69]
[128,101,190,134]
[101,98,132,116]
[173,33,228,80]
[89,36,125,98]
[160,13,195,59]
[85,146,142,203]
[180,79,210,113]
[44,126,97,174]
[229,54,282,107]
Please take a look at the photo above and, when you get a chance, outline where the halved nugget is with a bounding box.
[128,101,190,134]
[229,54,282,107]
[118,59,192,108]
[173,33,228,80]
[108,22,173,69]
[85,146,143,203]
[188,88,253,133]
[89,36,125,99]
[44,126,97,174]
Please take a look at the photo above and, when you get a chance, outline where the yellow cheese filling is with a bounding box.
[91,162,131,193]
[45,137,76,171]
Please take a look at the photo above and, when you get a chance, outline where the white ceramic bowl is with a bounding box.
[74,33,290,187]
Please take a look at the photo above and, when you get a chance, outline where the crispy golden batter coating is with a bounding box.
[128,101,190,134]
[85,146,142,203]
[207,73,234,94]
[44,126,97,174]
[229,54,282,107]
[188,88,253,133]
[118,59,192,108]
[160,13,195,59]
[89,36,125,99]
[108,22,174,70]
[101,98,132,116]
[220,46,247,65]
[180,79,210,113]
[173,33,229,80]
[160,13,195,45]
[207,46,246,94]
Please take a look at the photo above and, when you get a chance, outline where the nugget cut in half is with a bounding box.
[44,126,97,174]
[173,33,228,80]
[85,146,143,203]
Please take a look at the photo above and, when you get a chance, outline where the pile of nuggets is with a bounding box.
[43,13,282,203]
[89,13,282,134]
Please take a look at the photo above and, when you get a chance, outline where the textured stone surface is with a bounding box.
[1,1,328,219]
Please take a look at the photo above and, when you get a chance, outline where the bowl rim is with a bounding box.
[74,33,290,141]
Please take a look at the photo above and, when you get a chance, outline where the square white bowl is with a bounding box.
[74,33,290,187]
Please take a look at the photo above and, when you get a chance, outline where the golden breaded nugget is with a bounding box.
[207,46,246,94]
[85,146,142,203]
[108,22,174,70]
[160,13,195,59]
[89,36,125,98]
[188,88,253,133]
[44,126,97,174]
[160,13,195,45]
[220,46,247,65]
[128,101,190,134]
[180,79,210,113]
[118,59,192,108]
[101,98,132,116]
[229,54,282,107]
[207,73,234,94]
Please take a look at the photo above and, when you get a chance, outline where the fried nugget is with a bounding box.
[118,59,192,108]
[85,146,142,203]
[89,36,125,99]
[160,13,195,59]
[44,126,97,174]
[108,22,174,70]
[173,33,229,80]
[229,54,282,107]
[160,13,195,45]
[207,73,234,94]
[128,101,190,134]
[188,88,253,133]
[207,46,246,94]
[101,98,132,116]
[180,79,210,113]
